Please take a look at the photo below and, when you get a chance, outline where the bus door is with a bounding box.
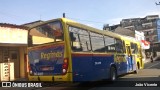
[138,46,144,69]
[126,45,134,71]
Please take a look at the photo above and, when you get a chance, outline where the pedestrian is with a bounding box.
[150,52,153,63]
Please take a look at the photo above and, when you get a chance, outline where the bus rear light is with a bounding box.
[30,70,33,74]
[28,65,33,75]
[64,59,68,63]
[62,58,69,74]
[62,69,67,73]
[62,64,67,68]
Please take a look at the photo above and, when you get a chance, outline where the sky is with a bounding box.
[0,0,160,29]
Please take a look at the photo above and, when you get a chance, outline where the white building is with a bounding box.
[0,23,28,81]
[135,30,150,49]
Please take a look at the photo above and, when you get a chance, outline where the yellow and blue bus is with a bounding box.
[27,18,143,82]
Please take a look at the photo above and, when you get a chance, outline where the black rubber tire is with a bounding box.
[133,66,138,74]
[134,63,139,74]
[110,66,117,82]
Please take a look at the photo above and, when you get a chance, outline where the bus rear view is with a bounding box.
[27,19,71,81]
[27,18,141,82]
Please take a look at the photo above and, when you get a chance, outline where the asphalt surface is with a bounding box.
[38,59,160,90]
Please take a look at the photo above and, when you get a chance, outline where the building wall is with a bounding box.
[0,46,28,79]
[114,27,135,37]
[119,15,160,52]
[119,15,158,43]
[0,46,20,78]
[0,26,28,79]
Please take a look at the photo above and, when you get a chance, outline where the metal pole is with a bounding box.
[63,13,65,18]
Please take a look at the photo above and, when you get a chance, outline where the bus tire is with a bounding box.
[110,66,117,82]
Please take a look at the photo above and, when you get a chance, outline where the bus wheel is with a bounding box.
[110,66,117,82]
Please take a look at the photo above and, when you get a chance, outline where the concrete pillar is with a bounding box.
[19,46,27,78]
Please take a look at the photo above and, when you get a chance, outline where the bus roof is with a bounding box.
[29,18,138,41]
[62,18,122,39]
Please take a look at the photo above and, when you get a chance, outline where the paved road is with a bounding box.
[37,59,160,90]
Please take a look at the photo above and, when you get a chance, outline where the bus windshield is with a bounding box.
[28,21,63,46]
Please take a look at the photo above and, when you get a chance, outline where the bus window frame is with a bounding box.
[90,31,105,52]
[130,42,138,54]
[104,35,116,53]
[115,39,124,53]
[68,25,92,52]
[67,24,127,54]
[28,20,64,47]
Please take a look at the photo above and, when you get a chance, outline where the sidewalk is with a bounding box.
[14,78,28,81]
[144,56,160,63]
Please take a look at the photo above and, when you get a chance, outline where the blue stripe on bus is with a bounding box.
[71,54,137,82]
[72,54,115,82]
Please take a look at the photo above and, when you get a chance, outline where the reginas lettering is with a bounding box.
[41,51,63,60]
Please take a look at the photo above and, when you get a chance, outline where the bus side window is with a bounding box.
[90,32,105,52]
[115,39,123,53]
[70,32,76,41]
[69,32,82,51]
[131,43,138,54]
[104,36,116,52]
[69,26,91,52]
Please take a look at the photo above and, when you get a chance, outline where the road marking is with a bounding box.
[146,61,160,69]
